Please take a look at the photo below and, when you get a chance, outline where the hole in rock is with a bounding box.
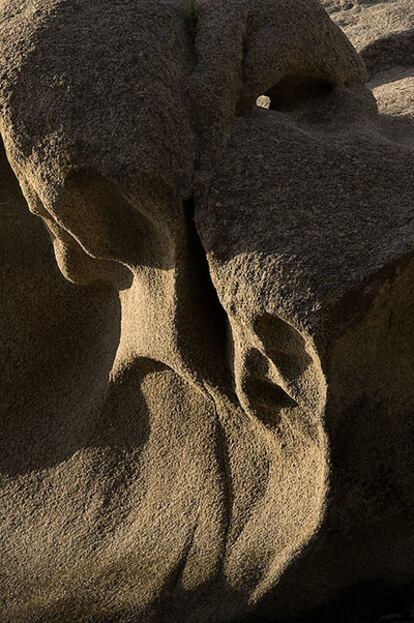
[253,313,312,380]
[241,348,298,430]
[260,75,334,112]
[244,375,297,429]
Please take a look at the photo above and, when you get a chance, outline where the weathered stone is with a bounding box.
[0,0,413,621]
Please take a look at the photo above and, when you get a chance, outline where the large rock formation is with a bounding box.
[0,0,413,621]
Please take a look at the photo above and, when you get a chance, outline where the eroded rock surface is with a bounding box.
[0,1,413,622]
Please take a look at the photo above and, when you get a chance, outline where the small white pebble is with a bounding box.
[257,95,270,109]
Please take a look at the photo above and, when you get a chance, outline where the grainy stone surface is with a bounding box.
[0,1,413,622]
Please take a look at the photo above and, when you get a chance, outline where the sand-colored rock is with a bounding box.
[0,0,414,621]
[323,0,414,151]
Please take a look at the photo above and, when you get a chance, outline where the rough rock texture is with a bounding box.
[323,0,414,148]
[0,1,413,622]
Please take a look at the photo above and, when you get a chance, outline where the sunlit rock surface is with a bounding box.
[0,1,413,621]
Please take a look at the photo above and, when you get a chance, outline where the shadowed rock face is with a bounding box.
[0,1,413,621]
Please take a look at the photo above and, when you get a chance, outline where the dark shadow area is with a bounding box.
[254,313,312,380]
[0,139,124,474]
[361,30,414,77]
[377,112,414,147]
[95,581,252,623]
[246,581,414,623]
[266,75,334,112]
[241,347,297,429]
[177,198,231,388]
